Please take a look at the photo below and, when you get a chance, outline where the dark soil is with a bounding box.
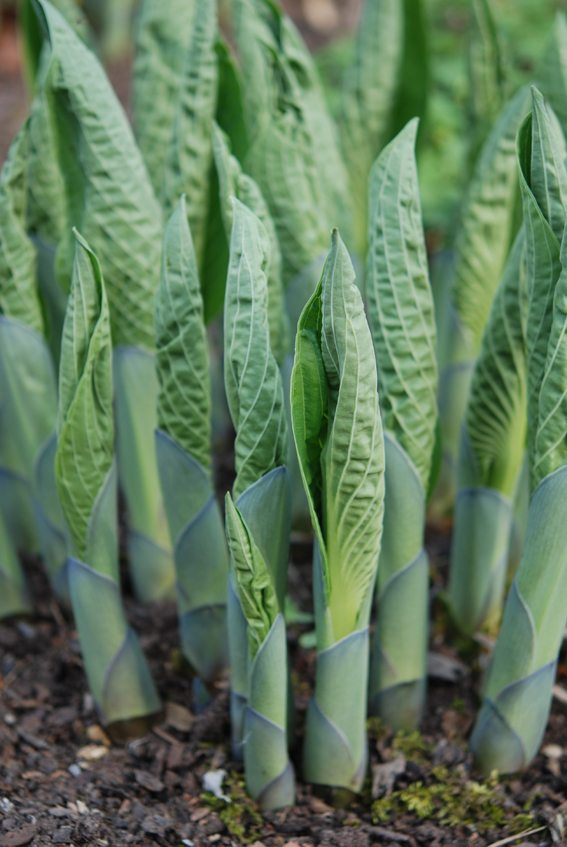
[1,523,567,847]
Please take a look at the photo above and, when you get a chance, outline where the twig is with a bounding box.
[485,825,546,847]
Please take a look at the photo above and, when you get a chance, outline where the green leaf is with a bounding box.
[533,230,567,486]
[212,123,289,363]
[162,0,218,269]
[536,12,567,140]
[464,231,527,496]
[225,493,279,659]
[215,38,249,164]
[56,230,113,561]
[0,120,43,335]
[367,118,437,493]
[224,199,288,500]
[155,196,211,470]
[132,0,195,197]
[390,0,429,140]
[529,87,567,244]
[452,85,531,355]
[467,0,508,162]
[291,230,385,645]
[339,0,403,255]
[36,0,162,350]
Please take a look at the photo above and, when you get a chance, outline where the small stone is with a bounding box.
[0,825,37,847]
[86,725,111,746]
[48,807,72,818]
[141,815,171,837]
[134,769,165,793]
[52,828,73,845]
[68,764,81,777]
[165,701,193,732]
[543,743,563,759]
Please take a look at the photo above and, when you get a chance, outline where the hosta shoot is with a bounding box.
[223,199,292,771]
[36,0,175,604]
[155,197,229,692]
[448,230,527,637]
[56,230,161,730]
[292,229,385,797]
[471,88,567,775]
[366,119,438,731]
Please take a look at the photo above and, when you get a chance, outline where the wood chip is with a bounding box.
[372,754,406,799]
[542,743,563,759]
[190,807,211,823]
[553,684,567,704]
[366,828,412,844]
[77,744,108,761]
[0,825,37,847]
[16,729,52,751]
[134,769,165,793]
[165,701,193,732]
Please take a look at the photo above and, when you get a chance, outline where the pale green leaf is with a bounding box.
[453,85,531,354]
[132,0,195,197]
[162,0,218,267]
[36,0,162,350]
[464,231,527,496]
[536,12,567,140]
[529,87,567,244]
[292,230,385,645]
[224,199,287,499]
[56,230,113,561]
[0,120,43,335]
[367,118,437,493]
[225,493,279,659]
[155,196,211,470]
[212,123,289,363]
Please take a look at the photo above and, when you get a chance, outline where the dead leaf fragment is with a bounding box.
[165,701,193,732]
[76,744,108,762]
[86,724,111,746]
[372,754,406,799]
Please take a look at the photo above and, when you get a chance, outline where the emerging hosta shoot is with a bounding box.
[471,89,567,774]
[56,231,161,729]
[434,86,530,516]
[224,200,292,785]
[448,231,527,637]
[0,119,57,580]
[366,120,438,731]
[36,0,175,604]
[292,230,385,797]
[155,197,229,692]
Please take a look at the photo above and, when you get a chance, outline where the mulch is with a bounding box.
[1,521,567,847]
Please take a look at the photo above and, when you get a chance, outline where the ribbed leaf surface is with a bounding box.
[453,85,530,353]
[0,120,43,335]
[132,0,195,197]
[224,200,287,499]
[529,88,567,244]
[37,0,162,350]
[367,119,437,493]
[155,197,210,470]
[212,123,289,364]
[292,231,385,645]
[56,231,113,561]
[465,231,527,495]
[225,494,279,659]
[162,0,218,266]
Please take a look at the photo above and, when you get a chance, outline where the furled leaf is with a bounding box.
[464,231,527,496]
[292,230,385,645]
[0,120,43,335]
[367,118,437,493]
[533,229,567,486]
[56,230,113,561]
[36,0,162,350]
[536,12,567,140]
[155,196,211,470]
[452,85,531,354]
[132,0,195,197]
[224,200,287,499]
[225,493,279,659]
[467,0,507,162]
[529,87,567,244]
[162,0,218,268]
[212,123,289,363]
[340,0,403,254]
[20,0,93,88]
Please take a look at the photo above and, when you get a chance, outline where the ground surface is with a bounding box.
[2,531,567,847]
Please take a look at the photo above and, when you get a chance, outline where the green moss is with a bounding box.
[371,765,533,835]
[201,772,263,843]
[392,730,432,765]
